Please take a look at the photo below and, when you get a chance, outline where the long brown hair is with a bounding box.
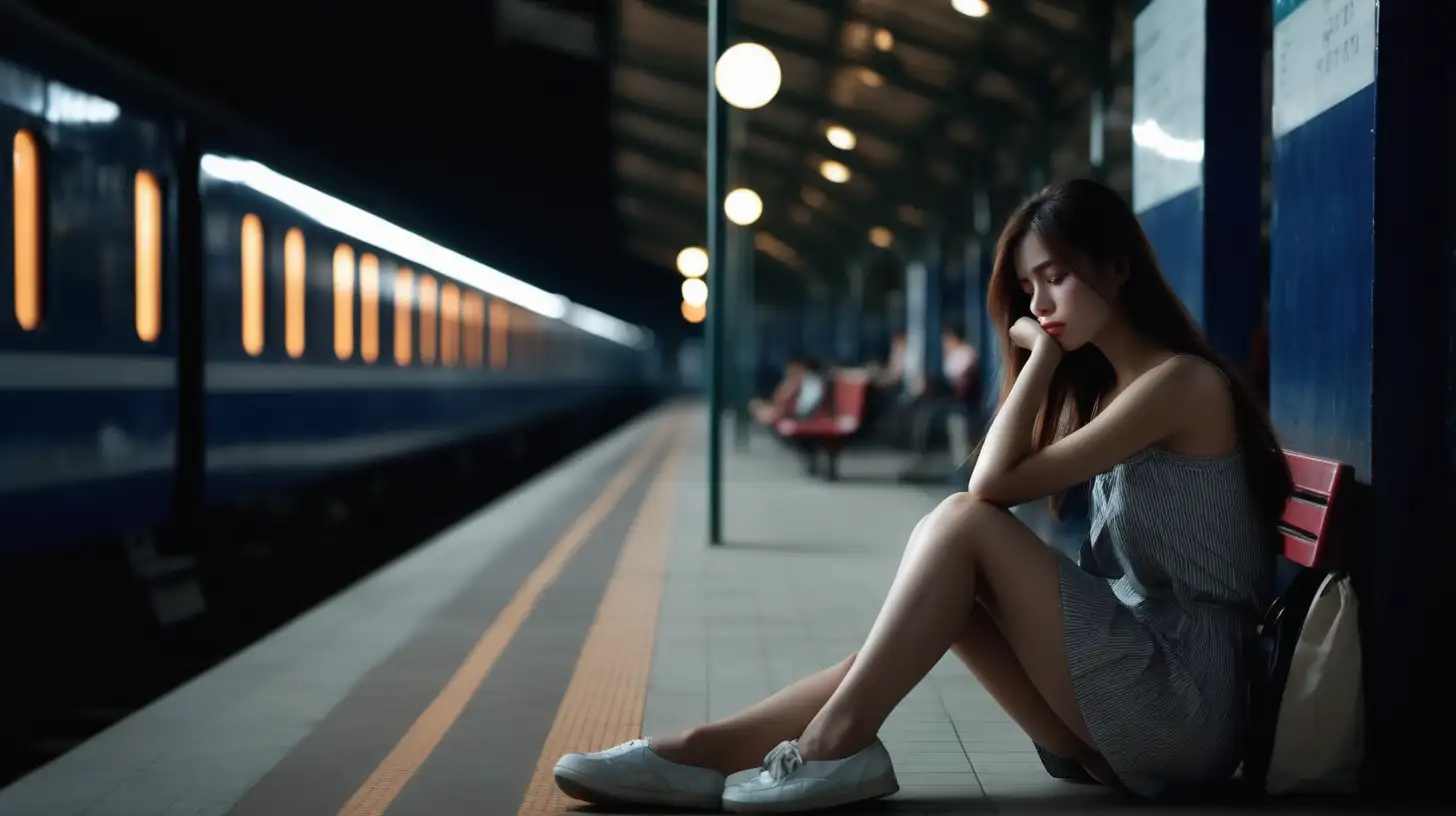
[985,179,1292,542]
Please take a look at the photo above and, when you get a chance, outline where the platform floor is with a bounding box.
[0,402,1382,815]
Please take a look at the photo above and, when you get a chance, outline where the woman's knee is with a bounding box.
[927,493,1002,535]
[903,494,1000,559]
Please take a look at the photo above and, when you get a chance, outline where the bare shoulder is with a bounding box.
[1115,354,1224,408]
[1155,355,1238,453]
[1159,354,1229,398]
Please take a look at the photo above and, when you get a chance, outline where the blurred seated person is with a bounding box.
[858,333,908,432]
[750,357,828,425]
[942,329,980,403]
[867,332,906,389]
[905,328,980,452]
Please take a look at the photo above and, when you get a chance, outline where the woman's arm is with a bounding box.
[967,341,1061,500]
[968,341,1216,507]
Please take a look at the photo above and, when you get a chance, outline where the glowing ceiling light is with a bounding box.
[855,67,884,87]
[825,125,856,150]
[676,246,708,278]
[819,160,851,183]
[724,187,763,226]
[714,43,782,110]
[952,0,991,19]
[681,277,708,307]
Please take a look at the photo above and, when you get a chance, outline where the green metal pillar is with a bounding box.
[731,225,753,451]
[705,0,729,546]
[728,104,750,450]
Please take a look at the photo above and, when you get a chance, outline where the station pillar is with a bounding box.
[1267,0,1453,798]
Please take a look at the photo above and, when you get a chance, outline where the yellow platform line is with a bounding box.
[516,420,685,814]
[338,416,677,816]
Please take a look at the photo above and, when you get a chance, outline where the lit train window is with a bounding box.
[333,244,355,360]
[134,171,162,342]
[463,291,484,368]
[284,227,306,358]
[241,214,264,356]
[418,273,437,364]
[359,253,379,363]
[515,308,535,366]
[394,266,413,365]
[489,298,509,369]
[440,282,459,367]
[12,130,41,331]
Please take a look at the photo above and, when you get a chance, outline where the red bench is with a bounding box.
[773,372,870,481]
[1242,450,1358,792]
[1274,451,1354,570]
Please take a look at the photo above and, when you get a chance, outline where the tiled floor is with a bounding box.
[0,406,1398,815]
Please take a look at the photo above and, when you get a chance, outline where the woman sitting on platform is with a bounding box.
[552,178,1293,813]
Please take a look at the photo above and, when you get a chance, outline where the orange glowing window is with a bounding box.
[463,292,484,368]
[489,298,509,369]
[515,308,535,365]
[12,130,40,331]
[333,244,355,360]
[359,253,379,363]
[394,267,413,365]
[440,282,460,367]
[133,171,162,342]
[284,228,306,358]
[418,274,438,364]
[241,214,264,356]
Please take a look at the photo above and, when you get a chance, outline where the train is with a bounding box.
[0,7,657,569]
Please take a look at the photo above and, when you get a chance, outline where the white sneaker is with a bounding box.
[721,738,899,813]
[553,738,725,810]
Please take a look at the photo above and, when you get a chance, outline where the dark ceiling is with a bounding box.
[610,0,1138,311]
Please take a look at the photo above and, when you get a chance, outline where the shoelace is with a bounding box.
[761,740,804,781]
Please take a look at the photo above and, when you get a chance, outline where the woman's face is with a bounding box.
[1013,232,1118,352]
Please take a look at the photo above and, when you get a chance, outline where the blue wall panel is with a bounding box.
[1136,188,1203,324]
[1269,86,1376,473]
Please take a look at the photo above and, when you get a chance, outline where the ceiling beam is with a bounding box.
[632,0,1029,127]
[613,131,888,249]
[618,179,844,285]
[613,96,902,199]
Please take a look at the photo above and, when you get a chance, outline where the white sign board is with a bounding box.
[1131,0,1206,214]
[1272,0,1376,138]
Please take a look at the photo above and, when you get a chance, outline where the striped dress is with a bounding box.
[1057,442,1272,798]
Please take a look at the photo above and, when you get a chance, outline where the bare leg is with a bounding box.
[650,506,1113,781]
[648,513,944,776]
[651,652,858,775]
[795,495,1105,774]
[954,603,1114,781]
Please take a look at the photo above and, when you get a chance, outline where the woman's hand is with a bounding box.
[1009,316,1061,358]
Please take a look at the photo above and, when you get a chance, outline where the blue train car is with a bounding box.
[0,11,655,560]
[0,61,181,553]
[195,155,648,507]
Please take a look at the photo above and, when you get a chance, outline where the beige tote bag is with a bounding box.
[1265,572,1364,795]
